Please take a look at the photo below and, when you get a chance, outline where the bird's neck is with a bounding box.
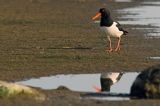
[100,16,113,27]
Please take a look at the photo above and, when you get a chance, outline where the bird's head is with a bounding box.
[92,8,110,20]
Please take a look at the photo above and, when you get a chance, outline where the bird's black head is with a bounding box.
[100,78,113,92]
[99,8,110,17]
[92,7,113,27]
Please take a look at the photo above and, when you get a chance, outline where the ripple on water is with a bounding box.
[117,1,160,37]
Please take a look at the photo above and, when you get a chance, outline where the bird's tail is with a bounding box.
[123,30,128,35]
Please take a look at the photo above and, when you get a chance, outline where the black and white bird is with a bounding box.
[100,72,123,92]
[93,72,123,92]
[92,8,128,52]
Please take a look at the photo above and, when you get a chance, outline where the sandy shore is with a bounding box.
[0,0,159,105]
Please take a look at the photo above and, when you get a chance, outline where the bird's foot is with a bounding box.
[106,48,113,53]
[114,47,120,52]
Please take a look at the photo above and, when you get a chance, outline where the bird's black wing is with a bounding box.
[116,21,128,35]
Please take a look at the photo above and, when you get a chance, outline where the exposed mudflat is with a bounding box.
[0,0,159,105]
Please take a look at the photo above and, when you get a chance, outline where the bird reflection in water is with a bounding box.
[94,72,123,92]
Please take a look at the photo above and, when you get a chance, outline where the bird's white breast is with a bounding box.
[101,72,121,83]
[100,22,123,38]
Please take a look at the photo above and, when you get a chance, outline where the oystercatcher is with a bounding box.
[100,72,123,92]
[92,8,128,52]
[93,72,123,92]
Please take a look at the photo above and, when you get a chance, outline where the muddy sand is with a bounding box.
[0,0,160,105]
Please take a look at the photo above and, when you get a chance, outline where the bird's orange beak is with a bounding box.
[93,85,101,92]
[92,12,101,20]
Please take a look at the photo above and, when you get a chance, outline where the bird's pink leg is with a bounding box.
[106,36,113,52]
[115,37,121,52]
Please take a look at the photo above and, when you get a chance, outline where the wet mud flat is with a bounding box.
[0,0,160,105]
[0,0,159,81]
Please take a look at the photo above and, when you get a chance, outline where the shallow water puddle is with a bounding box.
[117,1,160,37]
[148,56,160,60]
[115,0,131,2]
[17,72,139,94]
[143,2,160,5]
